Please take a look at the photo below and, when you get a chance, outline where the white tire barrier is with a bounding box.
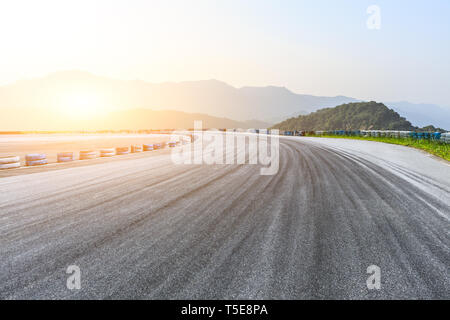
[442,133,450,143]
[58,157,74,162]
[57,152,74,162]
[116,147,130,155]
[100,148,116,157]
[25,154,46,161]
[25,154,47,166]
[0,156,20,164]
[0,155,21,169]
[79,150,97,160]
[57,152,73,157]
[0,162,21,169]
[26,159,48,166]
[131,145,143,153]
[143,144,154,151]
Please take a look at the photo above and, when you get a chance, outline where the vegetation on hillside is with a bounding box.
[272,101,447,132]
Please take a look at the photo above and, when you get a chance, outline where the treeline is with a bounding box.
[272,102,447,132]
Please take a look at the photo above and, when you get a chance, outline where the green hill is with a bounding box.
[272,101,416,131]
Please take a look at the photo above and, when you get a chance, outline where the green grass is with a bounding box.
[308,134,450,162]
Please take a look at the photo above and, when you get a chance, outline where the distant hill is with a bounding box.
[0,108,270,131]
[385,101,450,129]
[99,109,271,130]
[272,102,416,131]
[0,71,449,130]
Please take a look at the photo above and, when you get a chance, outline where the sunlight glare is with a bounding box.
[59,93,104,119]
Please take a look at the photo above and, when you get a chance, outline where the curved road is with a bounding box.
[0,136,449,299]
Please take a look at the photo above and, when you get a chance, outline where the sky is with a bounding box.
[0,0,449,107]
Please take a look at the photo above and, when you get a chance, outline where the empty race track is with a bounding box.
[0,136,449,299]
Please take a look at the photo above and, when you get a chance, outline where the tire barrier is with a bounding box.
[57,152,74,162]
[0,156,21,169]
[432,132,441,140]
[2,135,192,170]
[442,133,450,143]
[0,156,20,164]
[0,162,21,169]
[282,130,450,143]
[100,148,116,157]
[26,159,48,166]
[79,150,97,160]
[25,153,46,161]
[25,154,47,166]
[131,145,143,153]
[143,144,154,151]
[116,147,130,155]
[101,152,115,157]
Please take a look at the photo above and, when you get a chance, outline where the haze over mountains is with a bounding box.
[0,71,449,131]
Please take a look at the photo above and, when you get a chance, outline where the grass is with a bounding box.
[308,134,450,162]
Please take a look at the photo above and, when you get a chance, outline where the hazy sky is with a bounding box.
[1,0,449,106]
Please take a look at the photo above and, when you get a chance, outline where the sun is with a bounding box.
[59,92,104,119]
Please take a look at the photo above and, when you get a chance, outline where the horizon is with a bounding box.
[1,68,450,131]
[2,69,449,110]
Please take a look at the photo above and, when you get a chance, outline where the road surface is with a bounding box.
[0,136,449,299]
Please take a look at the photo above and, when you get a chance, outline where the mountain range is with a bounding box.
[0,71,449,130]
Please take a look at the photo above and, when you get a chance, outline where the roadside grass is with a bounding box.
[308,135,450,162]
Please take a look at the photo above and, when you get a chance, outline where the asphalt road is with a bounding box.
[0,136,449,299]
